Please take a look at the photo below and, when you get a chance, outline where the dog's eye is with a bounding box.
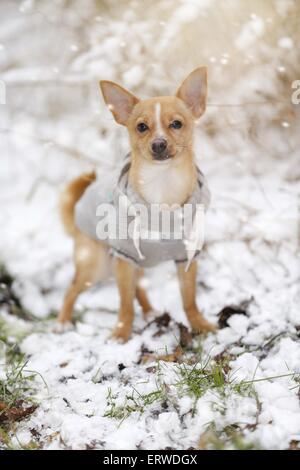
[137,122,149,133]
[170,120,182,129]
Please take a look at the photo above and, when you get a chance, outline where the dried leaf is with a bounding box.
[0,401,37,423]
[218,299,252,328]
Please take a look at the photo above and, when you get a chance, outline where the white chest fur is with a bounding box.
[137,160,192,205]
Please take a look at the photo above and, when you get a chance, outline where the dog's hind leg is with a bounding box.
[136,269,153,317]
[58,235,110,326]
[58,272,90,325]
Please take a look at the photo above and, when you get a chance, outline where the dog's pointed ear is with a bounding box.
[176,67,207,118]
[99,80,139,125]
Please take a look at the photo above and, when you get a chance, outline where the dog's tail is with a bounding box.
[60,171,96,237]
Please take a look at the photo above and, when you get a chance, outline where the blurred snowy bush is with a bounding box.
[0,0,299,176]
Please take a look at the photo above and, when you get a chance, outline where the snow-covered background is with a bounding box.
[0,0,299,450]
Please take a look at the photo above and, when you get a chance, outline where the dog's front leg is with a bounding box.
[111,257,137,341]
[177,261,216,333]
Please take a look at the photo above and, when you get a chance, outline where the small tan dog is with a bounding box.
[58,67,216,341]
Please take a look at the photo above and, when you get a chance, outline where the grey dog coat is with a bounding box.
[75,157,210,269]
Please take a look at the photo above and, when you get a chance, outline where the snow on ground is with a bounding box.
[0,0,300,451]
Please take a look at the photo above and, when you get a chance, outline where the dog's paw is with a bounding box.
[190,317,217,334]
[143,309,161,320]
[53,321,74,334]
[109,323,131,343]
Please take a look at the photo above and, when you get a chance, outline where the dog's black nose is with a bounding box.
[151,138,167,155]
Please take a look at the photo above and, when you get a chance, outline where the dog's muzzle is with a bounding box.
[151,138,171,161]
